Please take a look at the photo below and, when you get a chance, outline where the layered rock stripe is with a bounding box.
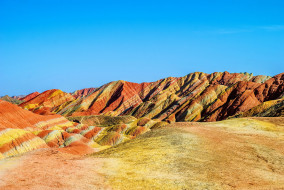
[19,91,40,102]
[0,128,48,159]
[0,100,166,159]
[20,72,283,122]
[0,100,74,158]
[1,71,283,159]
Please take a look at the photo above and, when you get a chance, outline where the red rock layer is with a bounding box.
[201,73,284,121]
[20,89,75,115]
[73,88,96,98]
[0,129,45,152]
[0,128,48,158]
[20,91,40,102]
[0,100,72,129]
[77,81,151,116]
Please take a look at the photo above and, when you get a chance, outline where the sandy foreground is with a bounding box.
[0,149,111,190]
[0,118,284,190]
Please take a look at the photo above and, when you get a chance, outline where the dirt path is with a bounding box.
[0,148,111,190]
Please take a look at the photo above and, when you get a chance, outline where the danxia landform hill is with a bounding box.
[19,71,283,122]
[0,71,283,189]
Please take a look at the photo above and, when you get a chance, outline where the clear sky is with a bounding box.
[0,0,284,96]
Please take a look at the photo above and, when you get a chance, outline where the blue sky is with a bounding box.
[0,0,284,96]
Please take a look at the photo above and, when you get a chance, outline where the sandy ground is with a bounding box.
[176,122,284,189]
[0,149,111,190]
[0,117,284,189]
[94,118,284,189]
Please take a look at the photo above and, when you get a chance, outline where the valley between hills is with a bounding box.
[0,71,283,189]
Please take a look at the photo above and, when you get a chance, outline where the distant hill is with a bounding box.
[0,95,24,105]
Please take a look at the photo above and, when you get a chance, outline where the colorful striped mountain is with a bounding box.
[0,71,283,189]
[0,100,166,159]
[19,72,283,122]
